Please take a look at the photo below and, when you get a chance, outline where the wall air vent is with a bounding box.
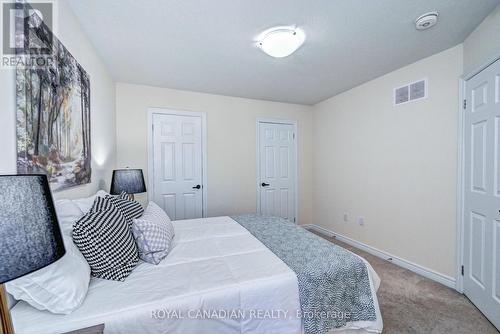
[395,86,409,105]
[394,79,427,106]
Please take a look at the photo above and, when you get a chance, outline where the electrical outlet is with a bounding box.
[358,216,365,226]
[343,213,349,222]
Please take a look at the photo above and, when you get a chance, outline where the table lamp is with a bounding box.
[110,169,146,200]
[0,175,65,334]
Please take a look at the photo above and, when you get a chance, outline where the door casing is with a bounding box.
[147,107,208,218]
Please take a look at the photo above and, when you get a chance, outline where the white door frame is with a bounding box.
[147,107,208,217]
[456,53,500,292]
[256,118,299,224]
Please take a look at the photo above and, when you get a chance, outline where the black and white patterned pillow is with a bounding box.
[72,201,139,281]
[113,191,131,201]
[91,192,143,227]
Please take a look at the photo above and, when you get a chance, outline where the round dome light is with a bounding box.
[257,27,305,58]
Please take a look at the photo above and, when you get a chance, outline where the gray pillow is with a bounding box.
[132,202,175,264]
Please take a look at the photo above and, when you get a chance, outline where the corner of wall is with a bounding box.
[463,3,500,76]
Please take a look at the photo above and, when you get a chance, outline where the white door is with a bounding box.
[151,112,204,220]
[463,58,500,330]
[258,121,296,222]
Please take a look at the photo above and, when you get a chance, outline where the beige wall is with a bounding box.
[115,83,313,223]
[0,0,116,200]
[3,1,493,282]
[311,45,463,278]
[463,3,500,75]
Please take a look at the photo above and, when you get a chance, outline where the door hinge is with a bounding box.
[293,133,295,140]
[293,217,296,223]
[461,265,464,276]
[463,99,467,110]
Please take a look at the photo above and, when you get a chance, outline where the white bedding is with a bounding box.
[11,216,382,334]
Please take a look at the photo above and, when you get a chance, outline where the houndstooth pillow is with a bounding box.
[91,192,143,227]
[132,202,175,265]
[72,199,139,281]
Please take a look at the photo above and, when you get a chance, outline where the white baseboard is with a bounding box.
[301,224,457,290]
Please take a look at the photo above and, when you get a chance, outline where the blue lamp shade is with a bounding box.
[0,175,65,284]
[110,169,146,195]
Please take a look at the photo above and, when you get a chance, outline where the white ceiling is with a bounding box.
[67,0,500,105]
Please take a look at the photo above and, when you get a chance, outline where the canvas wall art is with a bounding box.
[16,12,91,191]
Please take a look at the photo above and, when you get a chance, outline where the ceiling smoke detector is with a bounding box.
[415,12,439,30]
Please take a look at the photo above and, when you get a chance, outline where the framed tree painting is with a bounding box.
[16,11,91,191]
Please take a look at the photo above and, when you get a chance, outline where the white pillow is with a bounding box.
[6,234,91,314]
[72,190,109,213]
[54,199,85,234]
[7,292,17,310]
[5,199,91,314]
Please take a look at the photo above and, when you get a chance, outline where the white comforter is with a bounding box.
[11,217,382,334]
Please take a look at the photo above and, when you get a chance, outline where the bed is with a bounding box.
[10,216,382,334]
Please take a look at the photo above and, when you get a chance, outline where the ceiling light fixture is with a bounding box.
[257,26,305,58]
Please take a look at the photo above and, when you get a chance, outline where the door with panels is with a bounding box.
[258,121,296,222]
[463,58,500,330]
[151,112,204,220]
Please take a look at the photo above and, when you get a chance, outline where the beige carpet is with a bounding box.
[311,231,499,334]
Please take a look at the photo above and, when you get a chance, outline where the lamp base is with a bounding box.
[0,284,14,334]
